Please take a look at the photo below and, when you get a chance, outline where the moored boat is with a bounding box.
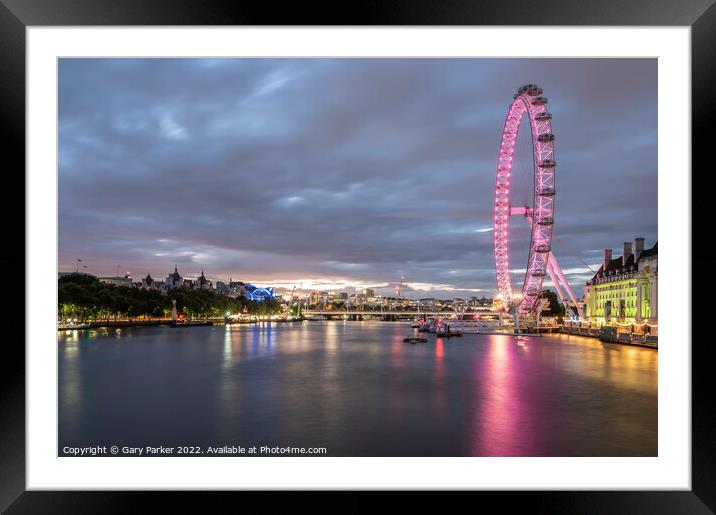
[404,336,428,344]
[58,321,90,330]
[170,320,213,327]
[306,314,327,321]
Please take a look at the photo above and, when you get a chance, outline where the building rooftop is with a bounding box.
[640,241,658,259]
[588,241,657,283]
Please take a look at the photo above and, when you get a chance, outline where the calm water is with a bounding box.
[58,321,657,456]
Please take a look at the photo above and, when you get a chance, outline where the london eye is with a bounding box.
[493,84,582,318]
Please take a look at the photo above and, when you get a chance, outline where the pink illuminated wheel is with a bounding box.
[493,84,556,315]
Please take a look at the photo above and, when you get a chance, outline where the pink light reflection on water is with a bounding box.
[432,338,446,418]
[472,335,533,456]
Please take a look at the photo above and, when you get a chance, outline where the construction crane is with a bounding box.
[395,276,405,297]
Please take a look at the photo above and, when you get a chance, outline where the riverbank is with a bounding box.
[57,319,657,349]
[58,317,303,330]
[557,325,657,349]
[58,319,176,330]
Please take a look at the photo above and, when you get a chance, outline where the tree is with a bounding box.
[538,289,565,318]
[57,273,282,322]
[59,273,99,286]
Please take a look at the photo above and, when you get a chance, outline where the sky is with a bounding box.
[58,58,657,298]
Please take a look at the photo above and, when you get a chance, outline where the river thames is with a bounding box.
[58,321,657,456]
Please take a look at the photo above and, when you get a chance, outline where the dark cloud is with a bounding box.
[59,58,657,297]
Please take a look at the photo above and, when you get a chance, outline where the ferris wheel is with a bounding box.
[493,84,582,317]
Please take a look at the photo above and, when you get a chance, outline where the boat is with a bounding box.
[430,317,463,337]
[306,314,327,321]
[451,316,505,334]
[170,320,213,327]
[412,315,429,329]
[404,336,428,344]
[58,321,90,330]
[435,327,462,338]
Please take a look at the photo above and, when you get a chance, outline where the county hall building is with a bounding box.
[583,237,658,325]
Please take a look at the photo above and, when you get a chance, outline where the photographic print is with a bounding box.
[57,57,657,458]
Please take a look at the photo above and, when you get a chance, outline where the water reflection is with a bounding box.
[222,325,233,368]
[57,330,82,431]
[476,337,521,456]
[221,323,283,365]
[432,338,446,418]
[59,323,657,456]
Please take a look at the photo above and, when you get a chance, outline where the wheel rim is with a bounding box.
[493,84,556,315]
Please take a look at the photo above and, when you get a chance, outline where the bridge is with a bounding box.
[300,310,504,320]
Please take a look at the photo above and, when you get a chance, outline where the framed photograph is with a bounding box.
[3,0,711,511]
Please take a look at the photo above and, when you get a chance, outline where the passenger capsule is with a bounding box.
[526,86,543,96]
[538,133,555,143]
[531,96,548,105]
[539,159,556,168]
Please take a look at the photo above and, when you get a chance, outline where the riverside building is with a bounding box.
[584,238,657,325]
[98,273,133,287]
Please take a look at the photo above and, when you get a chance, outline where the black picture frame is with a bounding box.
[2,0,711,512]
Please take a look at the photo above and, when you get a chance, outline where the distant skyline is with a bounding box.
[59,58,657,298]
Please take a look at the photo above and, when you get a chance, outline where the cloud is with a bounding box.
[58,58,657,298]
